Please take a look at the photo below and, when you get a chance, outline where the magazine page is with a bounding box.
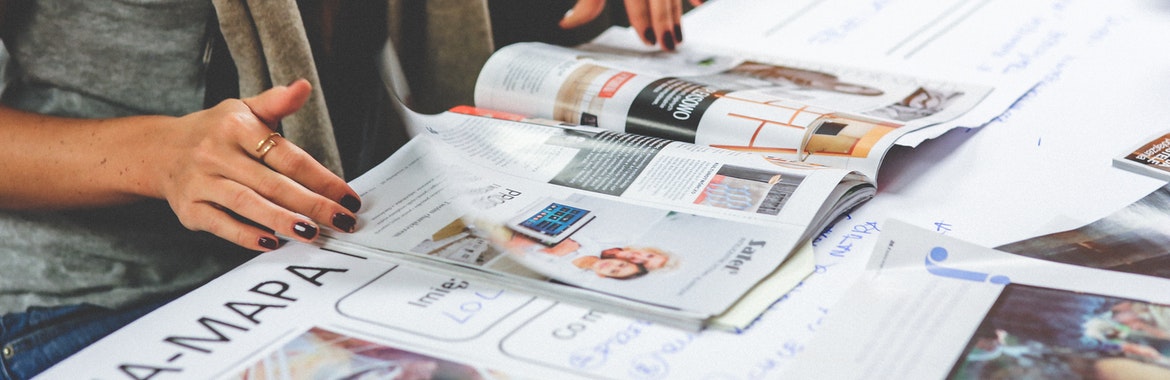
[472,40,992,178]
[320,111,871,328]
[784,219,1170,379]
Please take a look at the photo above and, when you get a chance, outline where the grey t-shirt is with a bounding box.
[0,0,255,313]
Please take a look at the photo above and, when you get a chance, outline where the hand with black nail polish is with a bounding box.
[96,80,363,252]
[150,79,364,252]
[559,0,705,52]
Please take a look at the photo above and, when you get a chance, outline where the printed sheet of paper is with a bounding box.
[833,2,1170,249]
[684,0,1129,145]
[796,7,1170,378]
[39,243,841,379]
[786,220,1170,379]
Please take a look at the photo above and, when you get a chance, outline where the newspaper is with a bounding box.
[471,38,993,178]
[317,110,872,331]
[785,220,1170,379]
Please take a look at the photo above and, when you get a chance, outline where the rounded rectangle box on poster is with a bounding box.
[336,264,536,341]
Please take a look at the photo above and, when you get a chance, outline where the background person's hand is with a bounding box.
[152,79,361,251]
[559,0,705,51]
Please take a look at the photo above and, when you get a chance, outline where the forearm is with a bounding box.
[0,81,364,251]
[0,105,169,210]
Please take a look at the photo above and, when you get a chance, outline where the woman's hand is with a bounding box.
[152,79,361,251]
[0,77,357,252]
[559,0,704,51]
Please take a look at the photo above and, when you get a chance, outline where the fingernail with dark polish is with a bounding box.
[643,28,657,45]
[259,236,279,250]
[340,195,362,213]
[333,213,356,233]
[662,32,675,51]
[675,25,683,43]
[293,221,318,239]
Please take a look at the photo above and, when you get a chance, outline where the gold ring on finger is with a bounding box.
[255,132,281,160]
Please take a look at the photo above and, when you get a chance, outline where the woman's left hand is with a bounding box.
[559,0,705,51]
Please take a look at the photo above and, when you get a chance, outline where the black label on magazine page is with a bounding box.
[626,77,725,143]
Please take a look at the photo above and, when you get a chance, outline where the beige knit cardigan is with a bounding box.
[212,0,496,177]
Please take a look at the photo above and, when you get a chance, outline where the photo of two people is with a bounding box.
[408,191,783,314]
[497,195,681,282]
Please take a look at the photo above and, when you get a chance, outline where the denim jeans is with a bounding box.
[0,296,173,380]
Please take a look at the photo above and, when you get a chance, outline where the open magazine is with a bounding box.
[468,33,993,179]
[320,113,869,331]
[314,36,993,331]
